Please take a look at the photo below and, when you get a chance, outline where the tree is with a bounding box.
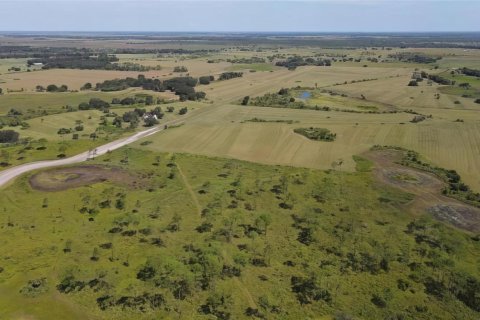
[199,75,214,85]
[81,82,92,90]
[144,117,159,127]
[255,213,272,236]
[458,82,471,89]
[58,143,68,155]
[90,247,99,261]
[46,84,58,92]
[241,96,250,105]
[113,117,123,128]
[408,80,418,86]
[179,107,188,115]
[0,130,19,143]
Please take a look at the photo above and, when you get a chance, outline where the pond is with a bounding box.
[300,91,311,99]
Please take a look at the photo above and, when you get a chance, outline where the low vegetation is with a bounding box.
[294,127,337,141]
[1,149,479,319]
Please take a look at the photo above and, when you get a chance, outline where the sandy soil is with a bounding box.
[29,165,139,191]
[364,149,480,233]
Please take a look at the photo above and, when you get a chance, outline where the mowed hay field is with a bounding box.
[137,104,480,191]
[329,74,480,110]
[202,66,412,103]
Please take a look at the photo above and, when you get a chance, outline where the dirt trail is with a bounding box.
[221,249,257,309]
[176,163,202,216]
[364,149,480,232]
[176,162,257,307]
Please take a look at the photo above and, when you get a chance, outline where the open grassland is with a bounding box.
[202,66,412,103]
[0,58,41,74]
[328,74,480,110]
[0,148,479,320]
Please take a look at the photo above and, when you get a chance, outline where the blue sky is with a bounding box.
[0,1,478,32]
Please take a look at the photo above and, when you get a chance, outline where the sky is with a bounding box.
[0,0,478,32]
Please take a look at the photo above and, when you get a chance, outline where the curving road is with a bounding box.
[0,119,179,188]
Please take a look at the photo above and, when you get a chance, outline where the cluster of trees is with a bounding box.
[28,53,118,70]
[226,57,265,64]
[112,95,154,106]
[173,66,188,72]
[275,56,332,70]
[428,74,455,85]
[94,75,206,101]
[199,75,215,85]
[0,130,19,143]
[78,98,110,111]
[460,67,480,77]
[119,107,164,128]
[416,71,455,86]
[247,89,306,109]
[388,52,440,64]
[293,127,337,142]
[218,72,243,81]
[36,84,69,92]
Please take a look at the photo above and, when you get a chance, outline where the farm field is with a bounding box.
[1,32,480,320]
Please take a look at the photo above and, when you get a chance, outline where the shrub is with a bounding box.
[0,130,19,143]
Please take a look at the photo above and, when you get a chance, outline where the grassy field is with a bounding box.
[0,88,178,116]
[1,43,480,319]
[227,63,279,72]
[0,147,479,320]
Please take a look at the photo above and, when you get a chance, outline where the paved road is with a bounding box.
[0,120,176,188]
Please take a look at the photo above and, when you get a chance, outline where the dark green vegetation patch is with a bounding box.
[294,127,337,141]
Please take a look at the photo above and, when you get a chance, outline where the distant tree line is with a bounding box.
[36,84,69,92]
[27,53,160,71]
[460,67,480,77]
[388,52,440,64]
[173,66,188,72]
[226,57,265,64]
[275,56,331,70]
[218,72,243,80]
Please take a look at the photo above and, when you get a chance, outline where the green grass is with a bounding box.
[0,147,479,319]
[436,71,480,99]
[352,155,373,172]
[0,89,172,116]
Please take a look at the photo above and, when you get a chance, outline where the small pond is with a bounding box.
[300,91,311,99]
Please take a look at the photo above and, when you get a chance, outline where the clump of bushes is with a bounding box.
[294,127,336,141]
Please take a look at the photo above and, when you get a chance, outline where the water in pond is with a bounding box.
[300,91,311,99]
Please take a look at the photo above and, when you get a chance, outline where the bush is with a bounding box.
[199,75,214,85]
[241,96,250,105]
[219,72,243,81]
[294,127,336,142]
[408,80,418,86]
[0,130,19,143]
